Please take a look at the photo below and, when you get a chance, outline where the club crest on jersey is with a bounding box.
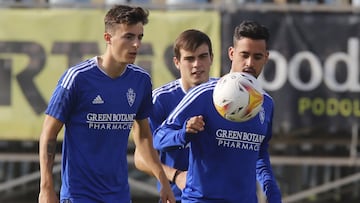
[259,107,265,124]
[127,88,136,107]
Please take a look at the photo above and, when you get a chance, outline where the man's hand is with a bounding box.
[185,115,205,134]
[159,181,176,203]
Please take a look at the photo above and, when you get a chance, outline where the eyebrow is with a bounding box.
[124,32,144,37]
[183,52,209,58]
[240,51,264,56]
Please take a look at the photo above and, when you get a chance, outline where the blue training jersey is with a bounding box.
[46,57,153,203]
[151,78,217,201]
[154,79,282,203]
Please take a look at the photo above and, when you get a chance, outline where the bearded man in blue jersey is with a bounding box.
[38,5,175,203]
[154,20,282,203]
[134,29,214,203]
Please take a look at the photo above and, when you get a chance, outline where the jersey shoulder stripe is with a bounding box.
[61,58,96,90]
[263,91,272,100]
[152,79,181,101]
[127,64,151,78]
[167,80,218,124]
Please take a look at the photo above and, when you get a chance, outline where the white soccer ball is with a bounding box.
[212,72,264,122]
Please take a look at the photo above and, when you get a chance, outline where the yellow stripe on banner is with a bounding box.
[0,9,221,141]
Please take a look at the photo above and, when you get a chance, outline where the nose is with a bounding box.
[133,39,141,49]
[245,57,255,67]
[193,58,202,68]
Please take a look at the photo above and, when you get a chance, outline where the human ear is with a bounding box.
[104,32,112,44]
[228,46,234,60]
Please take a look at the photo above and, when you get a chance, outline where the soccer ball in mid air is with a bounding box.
[212,72,264,122]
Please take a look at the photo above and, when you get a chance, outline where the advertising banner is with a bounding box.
[0,9,220,140]
[221,10,360,137]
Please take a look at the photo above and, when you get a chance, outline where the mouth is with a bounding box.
[128,52,137,58]
[243,68,256,77]
[191,70,204,77]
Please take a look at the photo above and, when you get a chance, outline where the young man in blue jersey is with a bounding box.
[154,20,282,203]
[38,5,175,203]
[134,29,214,203]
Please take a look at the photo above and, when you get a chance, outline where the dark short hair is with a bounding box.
[233,20,270,49]
[104,5,149,32]
[173,29,213,60]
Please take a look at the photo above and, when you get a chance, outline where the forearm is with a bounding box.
[153,124,187,151]
[257,148,282,203]
[134,147,155,176]
[135,136,168,184]
[39,135,57,190]
[134,148,178,182]
[39,115,62,191]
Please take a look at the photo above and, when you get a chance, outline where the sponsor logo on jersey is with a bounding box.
[215,129,265,151]
[92,95,104,104]
[86,113,135,130]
